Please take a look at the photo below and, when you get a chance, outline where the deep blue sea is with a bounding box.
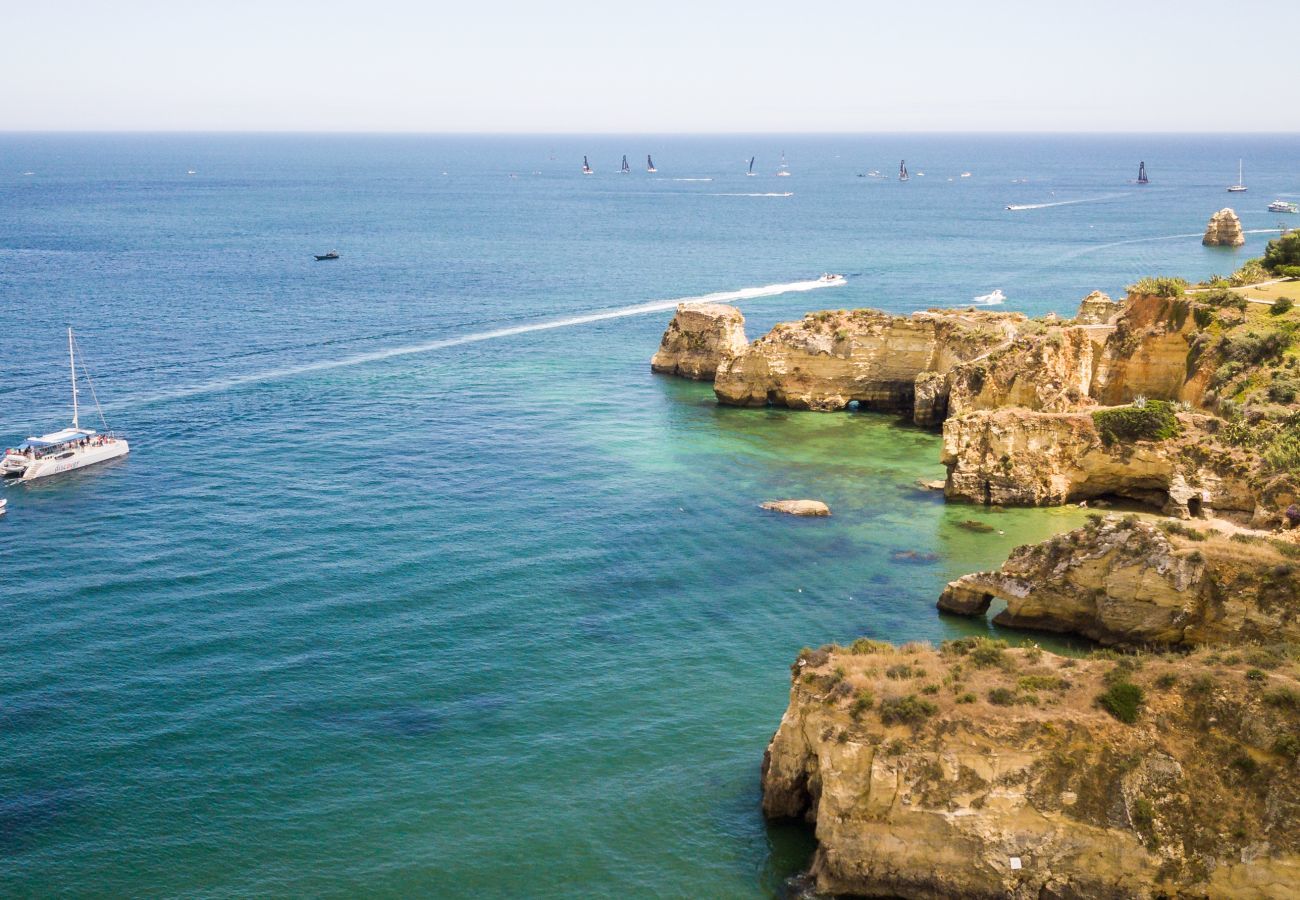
[2,134,1296,897]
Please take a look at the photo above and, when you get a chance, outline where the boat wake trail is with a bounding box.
[709,192,793,198]
[123,278,847,407]
[1005,192,1130,211]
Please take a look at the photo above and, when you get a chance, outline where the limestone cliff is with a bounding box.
[1074,290,1118,325]
[712,308,1021,423]
[650,303,748,380]
[1203,208,1247,247]
[764,641,1300,899]
[938,515,1300,647]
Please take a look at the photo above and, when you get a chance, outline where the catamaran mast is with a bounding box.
[68,327,79,429]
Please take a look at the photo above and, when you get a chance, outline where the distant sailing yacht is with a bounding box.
[776,151,790,177]
[1,329,129,482]
[1228,159,1247,193]
[747,156,756,176]
[1136,161,1149,184]
[621,155,630,174]
[646,154,657,173]
[899,160,909,182]
[582,156,594,175]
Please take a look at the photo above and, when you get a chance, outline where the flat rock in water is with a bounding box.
[761,499,831,517]
[916,479,946,492]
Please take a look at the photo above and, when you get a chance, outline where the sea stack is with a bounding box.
[650,303,748,380]
[1074,290,1118,325]
[1202,208,1246,247]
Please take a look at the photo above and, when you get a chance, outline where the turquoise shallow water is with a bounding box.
[1,134,1297,896]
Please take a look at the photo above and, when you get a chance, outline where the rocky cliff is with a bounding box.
[764,640,1300,899]
[1203,208,1247,247]
[1075,290,1119,325]
[712,308,1021,423]
[938,515,1300,647]
[650,303,748,380]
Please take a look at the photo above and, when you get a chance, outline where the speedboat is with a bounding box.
[1269,200,1298,214]
[819,273,846,284]
[973,289,1006,305]
[2,329,129,482]
[314,250,340,260]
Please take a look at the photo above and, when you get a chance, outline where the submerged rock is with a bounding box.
[650,303,748,380]
[760,499,830,517]
[763,641,1300,898]
[1203,208,1246,247]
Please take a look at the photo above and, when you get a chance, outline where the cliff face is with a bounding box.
[712,309,1020,422]
[938,515,1300,647]
[1203,208,1247,247]
[650,303,748,380]
[1075,290,1119,325]
[947,326,1109,417]
[764,642,1300,899]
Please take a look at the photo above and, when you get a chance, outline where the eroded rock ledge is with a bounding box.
[938,515,1300,647]
[650,303,748,380]
[763,640,1300,899]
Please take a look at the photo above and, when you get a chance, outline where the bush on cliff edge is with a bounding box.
[1093,399,1182,445]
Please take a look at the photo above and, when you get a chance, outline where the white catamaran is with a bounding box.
[2,329,129,482]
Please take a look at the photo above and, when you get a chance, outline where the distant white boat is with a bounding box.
[582,156,593,175]
[2,329,130,482]
[972,289,1006,305]
[819,273,846,284]
[1228,159,1247,193]
[21,171,34,176]
[1268,199,1298,214]
[187,169,196,175]
[960,172,972,178]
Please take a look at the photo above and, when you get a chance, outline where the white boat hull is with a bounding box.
[3,439,129,482]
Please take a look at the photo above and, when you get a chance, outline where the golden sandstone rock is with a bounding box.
[649,303,748,380]
[1203,208,1247,247]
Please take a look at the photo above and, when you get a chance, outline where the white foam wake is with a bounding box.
[1005,192,1129,211]
[124,278,847,407]
[710,192,793,198]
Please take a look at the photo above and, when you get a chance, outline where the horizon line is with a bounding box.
[1,129,1298,137]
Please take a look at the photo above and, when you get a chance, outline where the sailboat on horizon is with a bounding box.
[1228,159,1247,193]
[621,155,630,174]
[646,154,657,173]
[1137,161,1149,184]
[899,160,909,182]
[582,156,593,175]
[747,156,756,176]
[776,151,790,177]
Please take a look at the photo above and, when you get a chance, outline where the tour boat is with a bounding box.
[582,156,594,175]
[747,156,756,176]
[2,329,129,482]
[899,160,909,182]
[621,155,630,174]
[1268,200,1298,214]
[646,155,656,173]
[1228,159,1247,193]
[1136,161,1149,184]
[314,250,339,260]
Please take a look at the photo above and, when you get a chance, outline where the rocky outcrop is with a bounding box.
[937,515,1300,646]
[1203,208,1246,247]
[650,303,748,380]
[713,308,1021,417]
[1074,290,1118,325]
[764,641,1300,898]
[940,408,1259,515]
[760,499,830,517]
[946,325,1109,416]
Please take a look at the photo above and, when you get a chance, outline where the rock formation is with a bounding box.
[650,303,748,380]
[763,641,1300,899]
[712,308,1021,423]
[1203,208,1247,247]
[760,499,830,517]
[1074,290,1118,325]
[937,515,1300,646]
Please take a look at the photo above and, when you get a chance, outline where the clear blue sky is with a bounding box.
[4,0,1296,132]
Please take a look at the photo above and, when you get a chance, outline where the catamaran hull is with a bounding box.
[4,441,129,482]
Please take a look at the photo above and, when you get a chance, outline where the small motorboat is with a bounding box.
[972,289,1006,305]
[1268,200,1299,214]
[819,273,846,284]
[314,251,340,261]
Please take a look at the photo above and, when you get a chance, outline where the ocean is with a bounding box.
[1,133,1296,896]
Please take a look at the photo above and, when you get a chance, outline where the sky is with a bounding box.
[3,0,1297,133]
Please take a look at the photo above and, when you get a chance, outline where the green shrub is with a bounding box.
[1093,400,1182,445]
[1159,519,1206,540]
[1220,329,1294,366]
[1154,672,1178,690]
[956,692,977,704]
[1274,733,1300,760]
[886,663,920,680]
[1272,297,1295,316]
[1098,681,1145,723]
[987,687,1018,706]
[1200,288,1248,311]
[1232,258,1269,286]
[1127,276,1187,299]
[849,638,892,655]
[1263,231,1300,274]
[1018,674,1069,692]
[1269,375,1300,404]
[850,691,875,719]
[1246,668,1267,682]
[968,637,1012,670]
[1264,687,1300,710]
[878,694,938,725]
[1193,306,1216,329]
